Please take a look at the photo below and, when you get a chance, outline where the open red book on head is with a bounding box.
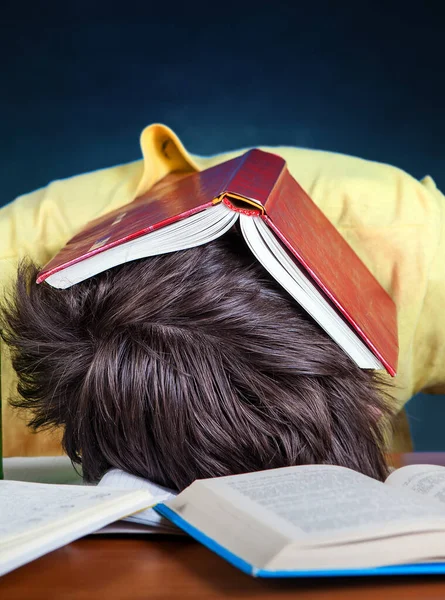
[37,149,398,375]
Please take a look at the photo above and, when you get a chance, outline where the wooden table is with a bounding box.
[2,453,445,600]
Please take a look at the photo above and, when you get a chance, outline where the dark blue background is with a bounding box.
[1,1,444,448]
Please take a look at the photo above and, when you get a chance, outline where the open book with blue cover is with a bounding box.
[4,460,445,577]
[152,463,445,577]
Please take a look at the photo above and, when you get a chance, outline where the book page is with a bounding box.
[48,203,237,288]
[0,480,154,577]
[0,480,151,545]
[99,469,175,500]
[98,469,177,529]
[385,464,445,505]
[94,520,184,535]
[202,464,445,545]
[239,215,382,370]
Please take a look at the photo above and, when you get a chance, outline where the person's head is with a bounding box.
[0,229,393,489]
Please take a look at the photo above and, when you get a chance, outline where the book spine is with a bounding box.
[224,150,286,207]
[221,196,262,216]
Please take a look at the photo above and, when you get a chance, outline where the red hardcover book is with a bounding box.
[37,150,398,375]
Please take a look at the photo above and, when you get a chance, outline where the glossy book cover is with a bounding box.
[37,150,398,375]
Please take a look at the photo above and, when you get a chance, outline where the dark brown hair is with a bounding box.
[1,229,394,489]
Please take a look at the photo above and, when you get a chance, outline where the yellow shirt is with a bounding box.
[1,124,444,457]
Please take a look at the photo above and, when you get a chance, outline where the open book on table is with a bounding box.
[0,462,182,576]
[36,150,397,375]
[0,479,156,577]
[4,461,445,577]
[150,462,445,577]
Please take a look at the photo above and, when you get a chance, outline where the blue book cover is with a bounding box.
[155,503,445,578]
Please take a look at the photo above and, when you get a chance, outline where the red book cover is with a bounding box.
[37,150,398,375]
